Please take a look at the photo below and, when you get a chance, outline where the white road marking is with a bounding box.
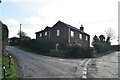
[84,68,87,71]
[85,59,91,66]
[82,75,87,79]
[79,59,87,66]
[83,71,87,75]
[82,59,91,79]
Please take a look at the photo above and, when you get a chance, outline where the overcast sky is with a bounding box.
[1,0,119,45]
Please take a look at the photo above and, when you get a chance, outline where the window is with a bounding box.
[86,36,88,40]
[79,34,82,39]
[40,33,42,37]
[56,44,59,50]
[45,32,47,36]
[57,30,60,36]
[71,31,74,37]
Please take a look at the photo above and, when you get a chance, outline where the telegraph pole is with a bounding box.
[20,24,22,38]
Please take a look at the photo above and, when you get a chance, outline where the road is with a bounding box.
[6,46,119,79]
[88,51,119,78]
[6,46,90,78]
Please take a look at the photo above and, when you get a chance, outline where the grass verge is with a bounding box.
[92,50,115,58]
[2,55,19,79]
[0,57,2,79]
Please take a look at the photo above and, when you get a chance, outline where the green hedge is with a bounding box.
[9,39,51,53]
[66,45,94,58]
[93,42,111,53]
[19,39,51,53]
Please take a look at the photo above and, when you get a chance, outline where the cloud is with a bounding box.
[3,0,55,3]
[4,0,118,44]
[4,19,20,38]
[6,19,19,26]
[25,16,42,25]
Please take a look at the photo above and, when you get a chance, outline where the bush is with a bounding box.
[19,39,51,53]
[9,37,20,46]
[93,42,111,53]
[66,45,94,58]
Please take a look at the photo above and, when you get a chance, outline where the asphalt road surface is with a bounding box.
[6,46,119,79]
[88,51,119,78]
[6,46,90,78]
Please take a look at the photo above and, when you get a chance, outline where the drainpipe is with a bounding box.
[68,28,70,44]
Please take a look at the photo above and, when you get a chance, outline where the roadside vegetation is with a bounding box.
[1,22,19,79]
[91,34,119,57]
[9,28,119,59]
[2,54,19,78]
[9,33,94,58]
[0,57,2,79]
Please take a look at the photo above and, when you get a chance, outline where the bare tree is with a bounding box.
[17,30,31,40]
[105,28,116,40]
[17,30,27,38]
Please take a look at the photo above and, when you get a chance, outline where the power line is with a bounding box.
[5,19,118,27]
[83,19,118,24]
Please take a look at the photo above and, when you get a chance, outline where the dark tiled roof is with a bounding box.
[35,26,51,34]
[58,21,90,36]
[35,21,90,36]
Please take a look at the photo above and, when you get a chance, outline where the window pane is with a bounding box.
[86,36,88,40]
[57,30,60,36]
[71,31,74,37]
[79,34,82,39]
[45,32,47,36]
[40,33,42,37]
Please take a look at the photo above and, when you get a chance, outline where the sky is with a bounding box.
[0,0,120,45]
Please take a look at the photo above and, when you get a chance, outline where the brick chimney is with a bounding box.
[80,25,84,31]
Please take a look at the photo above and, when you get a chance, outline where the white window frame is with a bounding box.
[45,32,47,36]
[57,30,60,36]
[79,34,82,39]
[71,30,74,37]
[86,36,88,40]
[40,33,42,37]
[56,44,59,50]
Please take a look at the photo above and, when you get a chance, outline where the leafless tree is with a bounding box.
[17,30,27,38]
[105,28,116,40]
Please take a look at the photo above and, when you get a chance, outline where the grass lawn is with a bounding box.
[2,56,19,79]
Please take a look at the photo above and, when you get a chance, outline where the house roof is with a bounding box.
[35,26,51,34]
[35,21,90,36]
[57,21,90,36]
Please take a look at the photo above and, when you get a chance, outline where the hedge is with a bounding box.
[66,45,94,58]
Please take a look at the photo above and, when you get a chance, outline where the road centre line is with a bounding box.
[85,59,91,66]
[82,59,91,79]
[79,59,87,66]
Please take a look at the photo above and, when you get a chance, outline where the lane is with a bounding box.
[6,46,88,78]
[88,51,119,78]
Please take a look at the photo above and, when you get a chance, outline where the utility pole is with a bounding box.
[20,24,22,38]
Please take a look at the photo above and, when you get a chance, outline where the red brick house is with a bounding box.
[35,21,90,50]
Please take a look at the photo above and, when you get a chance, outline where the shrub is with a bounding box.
[19,39,51,53]
[93,42,111,53]
[9,37,20,46]
[66,45,94,58]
